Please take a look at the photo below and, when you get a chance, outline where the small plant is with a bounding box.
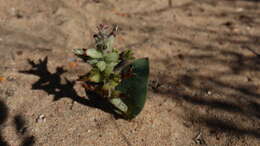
[73,24,149,119]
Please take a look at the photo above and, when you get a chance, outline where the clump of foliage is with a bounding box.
[73,24,149,119]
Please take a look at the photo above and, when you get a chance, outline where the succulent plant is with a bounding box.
[73,24,149,119]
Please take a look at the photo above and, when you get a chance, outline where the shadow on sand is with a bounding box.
[19,56,123,119]
[0,100,35,146]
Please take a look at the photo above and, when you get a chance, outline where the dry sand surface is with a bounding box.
[0,0,260,146]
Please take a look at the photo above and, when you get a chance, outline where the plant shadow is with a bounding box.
[0,100,35,146]
[0,100,9,146]
[19,56,123,119]
[13,115,35,146]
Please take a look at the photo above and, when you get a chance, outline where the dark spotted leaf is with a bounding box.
[110,58,149,119]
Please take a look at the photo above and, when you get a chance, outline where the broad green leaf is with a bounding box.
[104,62,118,77]
[105,35,114,51]
[111,58,149,119]
[88,69,102,83]
[87,59,99,65]
[104,52,119,63]
[110,98,128,113]
[87,48,103,58]
[102,79,119,91]
[96,61,106,71]
[73,48,85,55]
[73,48,89,61]
[121,49,135,60]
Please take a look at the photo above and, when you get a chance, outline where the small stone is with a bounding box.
[223,21,233,27]
[36,114,46,123]
[10,8,23,18]
[7,76,16,81]
[10,8,16,16]
[246,77,252,82]
[16,51,23,56]
[232,28,239,33]
[5,88,15,97]
[178,54,184,60]
[236,8,244,12]
[237,8,244,12]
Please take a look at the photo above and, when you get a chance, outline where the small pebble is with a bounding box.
[246,26,251,30]
[36,114,46,123]
[5,88,15,97]
[246,77,252,82]
[15,13,23,19]
[7,76,16,81]
[236,8,244,12]
[10,8,16,16]
[16,51,23,56]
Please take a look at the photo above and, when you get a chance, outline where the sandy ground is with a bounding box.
[0,0,260,146]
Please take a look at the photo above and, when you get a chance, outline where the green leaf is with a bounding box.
[73,48,90,61]
[87,48,103,58]
[104,62,118,76]
[110,58,149,119]
[73,48,85,55]
[104,52,119,63]
[96,61,106,71]
[103,79,119,91]
[87,59,99,65]
[121,49,135,60]
[88,69,102,83]
[110,98,128,113]
[105,35,115,51]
